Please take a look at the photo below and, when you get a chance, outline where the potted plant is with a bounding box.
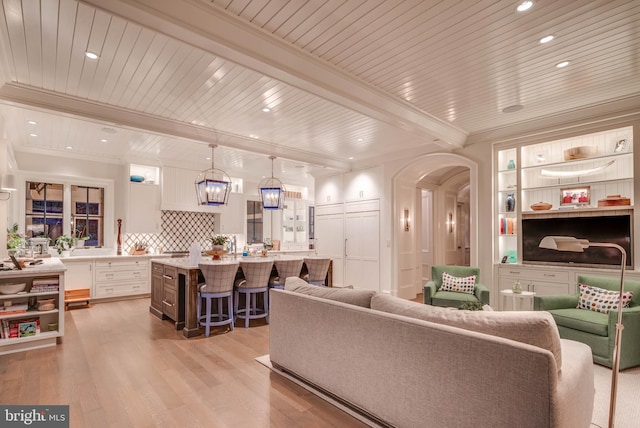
[6,223,26,255]
[210,234,228,251]
[55,235,77,256]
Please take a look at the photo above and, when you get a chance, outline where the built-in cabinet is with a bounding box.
[149,261,183,329]
[0,262,65,355]
[282,200,307,244]
[128,182,161,234]
[93,259,149,298]
[495,126,634,265]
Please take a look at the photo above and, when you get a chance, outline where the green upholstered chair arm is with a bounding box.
[534,294,579,311]
[424,281,436,304]
[474,283,490,305]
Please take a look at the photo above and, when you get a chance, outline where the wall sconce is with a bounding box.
[446,212,454,233]
[403,209,410,231]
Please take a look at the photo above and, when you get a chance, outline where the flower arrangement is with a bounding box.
[55,235,77,254]
[210,235,228,246]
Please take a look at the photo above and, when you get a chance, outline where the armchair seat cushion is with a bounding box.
[432,290,480,307]
[549,308,608,337]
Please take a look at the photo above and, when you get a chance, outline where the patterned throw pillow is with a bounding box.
[440,272,476,294]
[577,283,633,314]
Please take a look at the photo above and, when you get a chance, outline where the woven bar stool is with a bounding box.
[269,258,304,289]
[197,261,239,336]
[303,257,331,286]
[234,259,273,328]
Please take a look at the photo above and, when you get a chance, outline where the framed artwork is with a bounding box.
[613,138,628,153]
[560,186,590,206]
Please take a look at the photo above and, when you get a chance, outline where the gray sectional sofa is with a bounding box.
[269,278,595,428]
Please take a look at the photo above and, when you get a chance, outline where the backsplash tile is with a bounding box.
[124,210,217,253]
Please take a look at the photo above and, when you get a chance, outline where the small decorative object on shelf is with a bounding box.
[116,219,123,255]
[613,138,627,153]
[531,202,552,211]
[507,159,516,170]
[597,195,631,207]
[512,280,523,294]
[505,194,516,212]
[563,145,598,160]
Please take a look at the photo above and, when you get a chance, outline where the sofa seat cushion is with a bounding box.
[432,290,479,306]
[371,293,563,371]
[548,308,608,337]
[284,277,375,308]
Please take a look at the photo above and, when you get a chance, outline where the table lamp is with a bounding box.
[539,236,626,428]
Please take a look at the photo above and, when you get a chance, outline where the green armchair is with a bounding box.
[423,265,490,308]
[534,274,640,370]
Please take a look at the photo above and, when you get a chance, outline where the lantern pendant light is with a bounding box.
[195,144,231,206]
[258,155,286,210]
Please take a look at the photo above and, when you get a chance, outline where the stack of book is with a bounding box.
[30,277,59,293]
[1,318,40,339]
[0,303,28,316]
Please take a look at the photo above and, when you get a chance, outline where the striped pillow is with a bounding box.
[440,272,476,294]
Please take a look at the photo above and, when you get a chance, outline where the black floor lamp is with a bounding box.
[539,236,626,428]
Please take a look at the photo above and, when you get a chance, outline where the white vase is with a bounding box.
[61,250,71,257]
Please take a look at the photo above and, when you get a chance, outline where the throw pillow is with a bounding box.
[577,283,633,314]
[440,272,476,294]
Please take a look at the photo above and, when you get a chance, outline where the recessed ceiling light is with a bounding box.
[29,133,37,137]
[502,104,524,113]
[539,35,554,44]
[556,60,570,68]
[249,134,259,139]
[27,120,37,125]
[100,138,108,143]
[348,156,354,160]
[85,51,99,59]
[357,138,364,142]
[262,107,270,112]
[516,1,533,12]
[66,146,73,150]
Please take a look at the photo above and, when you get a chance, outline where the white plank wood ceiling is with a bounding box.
[0,0,638,183]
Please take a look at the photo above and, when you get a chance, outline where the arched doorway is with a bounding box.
[391,153,478,299]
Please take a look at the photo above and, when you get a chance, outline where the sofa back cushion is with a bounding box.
[284,277,375,308]
[577,275,640,307]
[371,293,563,371]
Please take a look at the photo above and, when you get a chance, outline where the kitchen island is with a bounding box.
[149,255,332,338]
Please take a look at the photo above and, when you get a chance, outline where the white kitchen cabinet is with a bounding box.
[315,204,345,288]
[344,166,382,202]
[62,259,93,291]
[93,259,149,298]
[216,192,244,235]
[282,200,307,244]
[315,174,344,206]
[128,182,161,233]
[345,208,380,292]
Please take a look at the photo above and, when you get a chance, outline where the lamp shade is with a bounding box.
[1,174,17,191]
[538,235,589,252]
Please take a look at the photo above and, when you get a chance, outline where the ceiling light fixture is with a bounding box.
[29,133,37,137]
[66,146,73,150]
[85,51,99,59]
[194,144,231,206]
[258,155,286,210]
[539,35,554,44]
[348,157,354,160]
[100,139,108,143]
[556,60,570,68]
[502,104,523,113]
[357,138,364,142]
[516,1,533,12]
[262,107,270,112]
[27,120,37,125]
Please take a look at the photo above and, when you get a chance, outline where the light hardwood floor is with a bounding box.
[0,298,367,428]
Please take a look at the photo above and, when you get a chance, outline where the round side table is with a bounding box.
[500,289,536,311]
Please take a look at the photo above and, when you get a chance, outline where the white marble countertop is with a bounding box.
[152,254,307,270]
[0,257,66,278]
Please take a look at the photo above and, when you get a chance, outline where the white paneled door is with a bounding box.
[345,211,380,292]
[315,213,345,288]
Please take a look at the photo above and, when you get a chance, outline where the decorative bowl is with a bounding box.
[530,202,552,211]
[0,283,26,294]
[37,298,55,311]
[563,146,598,160]
[130,175,145,183]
